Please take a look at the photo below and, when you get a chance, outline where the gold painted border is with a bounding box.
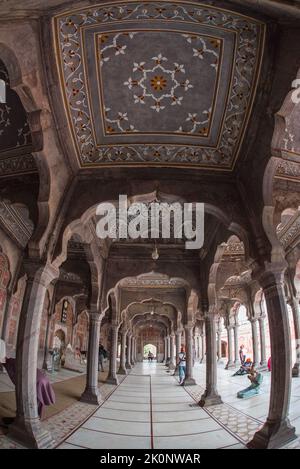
[52,1,266,170]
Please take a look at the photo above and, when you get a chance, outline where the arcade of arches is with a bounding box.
[0,0,300,451]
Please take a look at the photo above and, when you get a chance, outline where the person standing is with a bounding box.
[178,346,186,385]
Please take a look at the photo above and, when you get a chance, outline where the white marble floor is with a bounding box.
[58,362,245,449]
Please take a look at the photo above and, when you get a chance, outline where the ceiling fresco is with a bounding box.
[53,1,266,170]
[0,60,36,177]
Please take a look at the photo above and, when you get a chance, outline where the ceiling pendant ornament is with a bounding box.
[53,1,266,170]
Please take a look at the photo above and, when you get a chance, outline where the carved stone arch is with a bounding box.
[52,192,252,271]
[0,42,51,254]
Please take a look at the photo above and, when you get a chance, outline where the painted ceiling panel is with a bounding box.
[53,1,266,170]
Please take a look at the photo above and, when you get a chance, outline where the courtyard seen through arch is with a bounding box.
[0,0,299,456]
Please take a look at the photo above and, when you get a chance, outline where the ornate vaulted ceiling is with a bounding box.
[53,1,266,170]
[0,60,36,177]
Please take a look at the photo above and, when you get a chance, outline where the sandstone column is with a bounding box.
[118,328,127,375]
[106,324,119,385]
[9,261,58,449]
[200,314,222,406]
[250,318,259,368]
[289,297,300,377]
[42,285,57,370]
[248,266,296,449]
[258,315,267,369]
[234,323,240,367]
[80,312,102,404]
[126,332,132,369]
[184,325,196,385]
[174,330,181,375]
[217,328,222,362]
[169,333,176,370]
[131,336,135,365]
[200,332,204,362]
[225,327,234,369]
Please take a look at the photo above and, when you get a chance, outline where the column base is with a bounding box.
[80,388,101,405]
[126,363,132,369]
[118,367,128,375]
[234,360,240,368]
[247,419,297,449]
[292,363,300,377]
[199,391,223,407]
[106,376,119,385]
[184,377,196,386]
[168,363,176,370]
[8,417,56,449]
[200,358,206,364]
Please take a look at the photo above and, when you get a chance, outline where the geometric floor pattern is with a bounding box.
[1,362,300,449]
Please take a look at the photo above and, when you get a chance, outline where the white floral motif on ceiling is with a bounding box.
[54,2,266,169]
[124,53,193,113]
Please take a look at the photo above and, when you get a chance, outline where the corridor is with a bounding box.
[58,363,244,449]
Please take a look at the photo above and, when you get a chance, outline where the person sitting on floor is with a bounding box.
[233,357,253,376]
[0,352,56,427]
[237,365,263,399]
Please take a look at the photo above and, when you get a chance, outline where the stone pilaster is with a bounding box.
[184,325,196,385]
[126,333,132,369]
[248,266,296,449]
[250,318,259,368]
[225,327,234,369]
[80,312,102,404]
[289,297,300,377]
[9,261,58,449]
[258,316,268,369]
[118,329,127,375]
[169,334,176,369]
[106,324,119,385]
[234,324,240,367]
[200,332,206,363]
[199,314,222,407]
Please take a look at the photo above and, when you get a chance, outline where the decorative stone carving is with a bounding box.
[0,200,34,247]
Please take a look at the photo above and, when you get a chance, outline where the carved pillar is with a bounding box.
[174,330,181,375]
[8,261,58,449]
[169,333,175,369]
[118,329,127,375]
[106,324,119,385]
[199,332,204,363]
[248,267,296,449]
[217,326,222,362]
[289,297,300,377]
[126,333,132,369]
[131,336,135,365]
[163,336,168,363]
[80,312,102,404]
[225,327,234,369]
[184,325,196,385]
[250,318,259,368]
[234,323,240,367]
[200,314,222,406]
[42,284,57,370]
[258,316,267,369]
[167,335,171,359]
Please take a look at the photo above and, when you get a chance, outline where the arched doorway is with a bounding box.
[144,343,157,361]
